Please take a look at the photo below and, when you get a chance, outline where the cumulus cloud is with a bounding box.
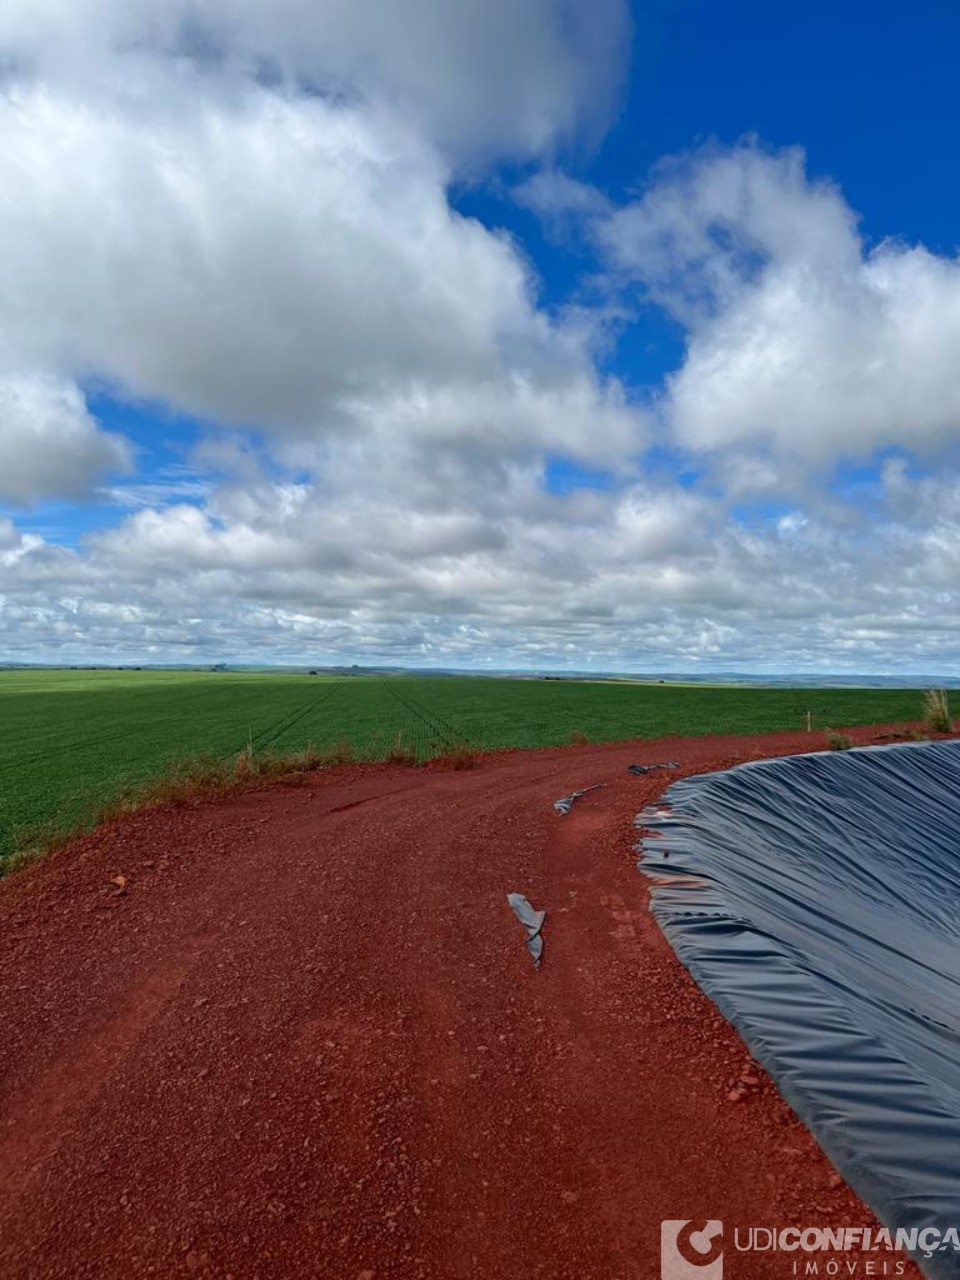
[0,87,527,428]
[4,459,960,672]
[0,373,130,503]
[0,6,638,484]
[4,4,960,673]
[0,0,629,162]
[602,143,960,468]
[514,169,614,241]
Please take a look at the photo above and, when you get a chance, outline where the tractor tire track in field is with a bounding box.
[248,680,344,755]
[376,679,472,754]
[0,681,322,777]
[0,723,921,1280]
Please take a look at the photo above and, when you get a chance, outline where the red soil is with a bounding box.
[0,726,924,1280]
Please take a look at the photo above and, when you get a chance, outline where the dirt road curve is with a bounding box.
[0,728,921,1280]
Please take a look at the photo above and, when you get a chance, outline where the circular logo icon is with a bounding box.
[676,1221,724,1267]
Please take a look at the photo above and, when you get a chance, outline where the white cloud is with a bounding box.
[602,144,960,467]
[0,0,629,162]
[514,169,614,239]
[0,63,639,475]
[0,87,510,421]
[5,7,960,674]
[4,460,960,672]
[0,0,638,519]
[0,373,130,503]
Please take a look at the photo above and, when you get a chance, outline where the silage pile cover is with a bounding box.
[638,741,960,1278]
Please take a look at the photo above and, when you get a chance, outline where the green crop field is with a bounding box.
[0,669,927,866]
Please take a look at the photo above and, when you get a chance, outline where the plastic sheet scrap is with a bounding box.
[636,740,960,1280]
[506,893,545,968]
[553,783,604,815]
[626,762,679,775]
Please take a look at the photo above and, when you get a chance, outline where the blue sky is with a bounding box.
[2,1,960,672]
[607,1,960,246]
[463,5,960,273]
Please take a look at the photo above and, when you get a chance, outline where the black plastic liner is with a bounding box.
[637,741,960,1279]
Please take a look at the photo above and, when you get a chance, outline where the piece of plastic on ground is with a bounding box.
[627,762,679,775]
[553,783,604,815]
[637,740,960,1280]
[506,893,545,967]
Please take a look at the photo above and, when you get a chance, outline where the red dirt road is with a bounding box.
[0,728,922,1280]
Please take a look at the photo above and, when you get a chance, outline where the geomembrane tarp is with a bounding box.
[637,741,960,1279]
[506,892,545,967]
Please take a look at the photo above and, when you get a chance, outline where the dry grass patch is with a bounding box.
[0,742,345,878]
[436,743,479,770]
[923,688,953,734]
[385,732,416,766]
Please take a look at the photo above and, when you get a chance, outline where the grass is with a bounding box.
[0,669,929,871]
[384,732,416,766]
[923,687,953,734]
[432,743,479,770]
[4,742,331,876]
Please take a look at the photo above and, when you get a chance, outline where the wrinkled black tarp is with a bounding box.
[637,741,960,1280]
[506,893,545,967]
